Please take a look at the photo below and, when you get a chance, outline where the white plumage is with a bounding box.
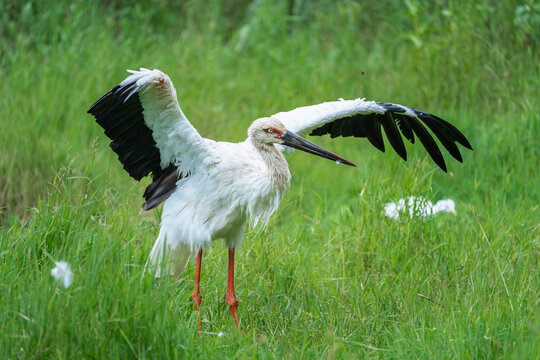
[273,98,387,135]
[383,197,457,220]
[88,68,472,330]
[148,138,289,275]
[120,69,206,171]
[51,261,73,288]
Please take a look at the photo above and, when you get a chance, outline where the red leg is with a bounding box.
[226,248,240,328]
[192,248,203,335]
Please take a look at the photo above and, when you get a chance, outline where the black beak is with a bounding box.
[282,131,357,167]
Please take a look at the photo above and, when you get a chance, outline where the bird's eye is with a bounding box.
[265,128,274,133]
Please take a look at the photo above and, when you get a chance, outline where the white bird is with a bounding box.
[88,68,472,331]
[384,196,457,219]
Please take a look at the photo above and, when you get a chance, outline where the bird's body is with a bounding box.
[88,68,472,332]
[384,196,457,220]
[149,138,290,276]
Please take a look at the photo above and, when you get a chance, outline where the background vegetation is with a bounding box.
[0,0,538,358]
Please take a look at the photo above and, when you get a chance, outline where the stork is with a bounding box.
[88,68,472,332]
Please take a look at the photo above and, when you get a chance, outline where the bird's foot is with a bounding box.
[192,290,202,335]
[226,293,239,328]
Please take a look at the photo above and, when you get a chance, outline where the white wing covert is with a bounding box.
[272,98,472,172]
[88,68,206,210]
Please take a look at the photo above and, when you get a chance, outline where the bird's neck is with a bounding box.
[251,141,291,187]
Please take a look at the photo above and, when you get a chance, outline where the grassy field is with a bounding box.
[1,1,538,358]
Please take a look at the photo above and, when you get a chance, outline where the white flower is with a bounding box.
[51,261,73,288]
[384,196,456,220]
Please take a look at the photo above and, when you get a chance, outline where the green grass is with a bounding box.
[1,0,539,358]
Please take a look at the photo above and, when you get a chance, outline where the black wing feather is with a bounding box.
[414,109,473,150]
[379,112,407,161]
[88,82,162,181]
[394,113,415,144]
[403,116,447,172]
[415,116,464,162]
[308,102,472,172]
[364,116,385,152]
[88,78,187,210]
[142,164,183,211]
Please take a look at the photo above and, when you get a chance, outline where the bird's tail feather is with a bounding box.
[145,230,191,279]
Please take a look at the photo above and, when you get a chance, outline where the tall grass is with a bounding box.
[1,0,538,358]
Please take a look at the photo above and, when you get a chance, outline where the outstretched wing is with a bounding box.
[272,99,472,172]
[88,68,205,210]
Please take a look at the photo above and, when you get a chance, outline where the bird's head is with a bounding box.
[248,117,356,166]
[433,199,457,215]
[248,117,288,145]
